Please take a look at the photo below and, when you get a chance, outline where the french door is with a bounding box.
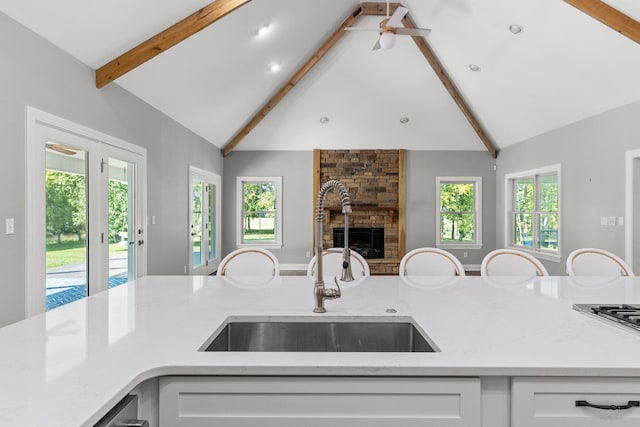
[101,145,145,286]
[26,107,146,316]
[189,167,221,275]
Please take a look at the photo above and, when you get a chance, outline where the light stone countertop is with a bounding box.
[2,275,640,427]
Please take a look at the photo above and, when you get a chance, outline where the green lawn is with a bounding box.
[243,229,275,242]
[46,239,128,269]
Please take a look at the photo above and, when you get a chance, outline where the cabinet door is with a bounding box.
[512,377,640,427]
[160,376,481,427]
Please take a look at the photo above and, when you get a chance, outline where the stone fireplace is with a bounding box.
[313,149,405,274]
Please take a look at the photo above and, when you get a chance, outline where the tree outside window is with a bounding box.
[243,182,276,242]
[237,177,282,247]
[508,165,560,258]
[46,170,86,243]
[436,177,482,249]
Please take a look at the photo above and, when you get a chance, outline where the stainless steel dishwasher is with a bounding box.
[94,394,149,427]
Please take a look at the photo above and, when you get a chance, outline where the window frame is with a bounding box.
[505,164,561,262]
[435,176,483,250]
[236,176,283,248]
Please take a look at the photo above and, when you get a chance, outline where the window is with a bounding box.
[436,177,482,249]
[236,177,282,247]
[506,165,560,260]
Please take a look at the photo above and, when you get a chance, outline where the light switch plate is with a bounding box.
[600,216,608,226]
[608,216,616,226]
[5,218,15,235]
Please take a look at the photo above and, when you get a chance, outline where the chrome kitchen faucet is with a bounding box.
[313,180,353,313]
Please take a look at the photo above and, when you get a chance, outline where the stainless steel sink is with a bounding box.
[200,317,438,352]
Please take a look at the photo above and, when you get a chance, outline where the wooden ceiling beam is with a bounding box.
[402,13,498,158]
[95,0,252,88]
[224,2,497,157]
[360,2,403,16]
[564,0,640,43]
[222,5,366,156]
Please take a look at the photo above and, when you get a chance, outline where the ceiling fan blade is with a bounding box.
[345,27,382,32]
[46,143,76,156]
[372,38,381,50]
[387,6,409,27]
[395,28,431,36]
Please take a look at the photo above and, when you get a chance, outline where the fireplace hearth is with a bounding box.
[333,227,384,259]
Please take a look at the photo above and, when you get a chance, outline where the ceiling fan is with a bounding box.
[46,142,77,156]
[345,1,431,50]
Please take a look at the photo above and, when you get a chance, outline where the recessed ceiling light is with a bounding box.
[256,24,270,37]
[469,64,481,72]
[269,63,281,72]
[399,117,409,124]
[319,116,330,124]
[509,24,523,35]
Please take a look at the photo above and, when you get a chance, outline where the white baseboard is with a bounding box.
[280,263,308,271]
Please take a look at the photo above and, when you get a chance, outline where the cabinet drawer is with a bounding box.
[160,376,481,427]
[512,377,640,427]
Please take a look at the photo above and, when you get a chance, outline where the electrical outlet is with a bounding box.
[306,251,311,258]
[463,252,468,258]
[608,216,616,226]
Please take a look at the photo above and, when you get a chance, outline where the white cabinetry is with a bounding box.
[159,376,481,427]
[512,377,640,427]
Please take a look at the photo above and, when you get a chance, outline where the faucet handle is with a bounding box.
[330,276,342,298]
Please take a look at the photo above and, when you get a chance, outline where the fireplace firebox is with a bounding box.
[333,227,384,259]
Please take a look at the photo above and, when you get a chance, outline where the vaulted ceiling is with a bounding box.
[1,0,639,156]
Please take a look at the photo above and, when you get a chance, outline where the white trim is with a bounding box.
[435,176,483,249]
[624,149,640,266]
[236,176,283,248]
[506,247,561,263]
[504,164,561,261]
[504,163,561,180]
[25,106,147,317]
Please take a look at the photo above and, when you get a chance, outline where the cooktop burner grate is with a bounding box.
[573,304,640,333]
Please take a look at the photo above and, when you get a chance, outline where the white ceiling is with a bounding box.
[1,0,639,154]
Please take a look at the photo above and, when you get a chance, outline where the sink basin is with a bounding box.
[201,317,438,352]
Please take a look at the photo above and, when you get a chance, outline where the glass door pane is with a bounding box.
[189,168,220,275]
[108,157,136,288]
[191,177,204,269]
[45,143,88,311]
[208,183,216,262]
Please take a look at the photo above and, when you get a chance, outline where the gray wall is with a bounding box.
[222,151,314,265]
[495,100,640,275]
[406,151,497,266]
[0,12,223,326]
[223,150,497,267]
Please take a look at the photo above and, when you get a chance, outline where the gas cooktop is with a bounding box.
[573,304,640,334]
